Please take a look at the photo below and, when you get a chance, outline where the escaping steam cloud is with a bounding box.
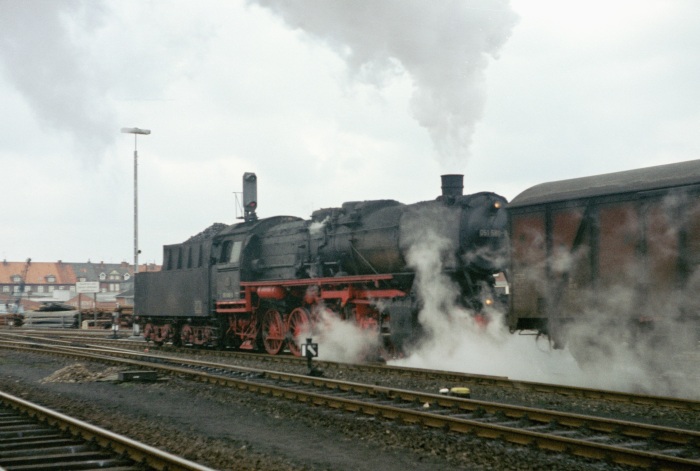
[298,305,382,364]
[309,216,329,236]
[317,308,382,363]
[247,0,519,167]
[401,206,506,347]
[394,242,694,398]
[393,194,698,399]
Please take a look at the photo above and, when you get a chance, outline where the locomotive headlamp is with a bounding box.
[493,201,502,209]
[484,297,494,307]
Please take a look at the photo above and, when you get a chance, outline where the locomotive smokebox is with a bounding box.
[441,174,464,197]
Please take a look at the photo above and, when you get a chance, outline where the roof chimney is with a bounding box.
[441,174,463,197]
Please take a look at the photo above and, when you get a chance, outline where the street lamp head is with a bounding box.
[121,127,151,135]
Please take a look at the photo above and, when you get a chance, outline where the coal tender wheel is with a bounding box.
[287,307,311,357]
[262,309,285,355]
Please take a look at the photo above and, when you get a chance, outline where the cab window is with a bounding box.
[219,240,243,264]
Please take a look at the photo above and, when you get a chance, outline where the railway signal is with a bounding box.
[302,338,323,377]
[242,172,257,222]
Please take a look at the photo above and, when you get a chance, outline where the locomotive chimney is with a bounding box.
[441,174,463,197]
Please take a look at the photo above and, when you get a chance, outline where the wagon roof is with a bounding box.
[509,159,700,208]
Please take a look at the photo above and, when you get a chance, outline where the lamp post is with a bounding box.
[121,127,150,274]
[121,127,150,336]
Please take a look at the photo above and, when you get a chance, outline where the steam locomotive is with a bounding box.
[135,173,509,355]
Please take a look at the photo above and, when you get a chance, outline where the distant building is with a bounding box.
[0,259,160,312]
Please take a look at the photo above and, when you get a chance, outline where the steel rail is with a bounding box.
[1,341,698,470]
[2,338,699,443]
[3,330,697,412]
[0,391,215,471]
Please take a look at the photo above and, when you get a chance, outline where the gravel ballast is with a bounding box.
[0,349,654,470]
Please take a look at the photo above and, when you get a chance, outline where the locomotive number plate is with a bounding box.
[479,229,503,237]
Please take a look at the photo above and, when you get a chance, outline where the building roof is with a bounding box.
[0,261,77,285]
[0,260,161,286]
[71,261,133,280]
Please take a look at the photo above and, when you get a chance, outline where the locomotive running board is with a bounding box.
[240,273,397,287]
[216,274,406,314]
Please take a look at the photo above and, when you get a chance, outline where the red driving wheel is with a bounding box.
[262,309,285,355]
[287,307,311,357]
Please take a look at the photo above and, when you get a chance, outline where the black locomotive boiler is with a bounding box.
[135,173,509,355]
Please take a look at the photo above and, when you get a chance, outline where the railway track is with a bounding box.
[1,339,698,470]
[4,330,698,411]
[0,390,215,471]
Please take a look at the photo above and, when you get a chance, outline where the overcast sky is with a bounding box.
[1,0,698,265]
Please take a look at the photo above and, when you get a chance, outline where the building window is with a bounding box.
[46,275,56,283]
[99,273,106,281]
[37,286,44,293]
[11,275,21,283]
[2,286,9,293]
[78,277,86,282]
[123,273,130,281]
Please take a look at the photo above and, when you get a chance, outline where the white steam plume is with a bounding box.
[247,0,518,167]
[298,305,381,363]
[394,231,675,397]
[402,208,505,350]
[317,309,382,363]
[393,193,699,399]
[309,216,329,235]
